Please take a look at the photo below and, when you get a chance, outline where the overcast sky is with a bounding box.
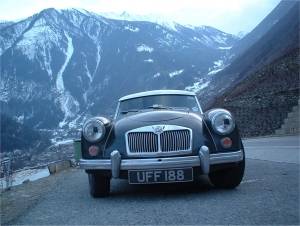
[0,0,281,34]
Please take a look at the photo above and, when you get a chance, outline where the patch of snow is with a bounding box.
[208,68,223,75]
[56,33,73,92]
[153,72,161,78]
[169,69,184,78]
[63,9,87,28]
[159,21,178,31]
[236,31,247,38]
[192,32,232,49]
[0,74,45,103]
[185,81,210,93]
[0,168,50,187]
[207,59,226,75]
[136,44,153,53]
[68,115,82,129]
[212,34,227,45]
[55,33,80,128]
[200,35,214,47]
[83,91,88,103]
[16,18,61,60]
[158,32,178,47]
[93,44,102,76]
[124,25,139,32]
[0,79,9,102]
[58,93,80,128]
[144,58,154,63]
[54,139,74,146]
[15,114,24,124]
[218,46,232,50]
[37,44,53,77]
[213,60,223,67]
[193,36,201,42]
[84,60,92,83]
[0,19,32,55]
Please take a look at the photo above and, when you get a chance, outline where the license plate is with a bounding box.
[128,168,193,184]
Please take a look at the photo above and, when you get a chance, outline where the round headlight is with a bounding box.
[83,118,106,142]
[210,110,235,135]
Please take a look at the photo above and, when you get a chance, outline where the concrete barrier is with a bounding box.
[48,160,71,174]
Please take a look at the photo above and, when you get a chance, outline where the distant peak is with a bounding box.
[38,8,62,17]
[236,31,247,38]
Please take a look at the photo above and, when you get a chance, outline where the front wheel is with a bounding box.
[209,156,245,189]
[88,173,110,197]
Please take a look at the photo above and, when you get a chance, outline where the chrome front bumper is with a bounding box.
[79,146,244,178]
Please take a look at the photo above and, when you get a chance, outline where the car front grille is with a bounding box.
[126,125,192,156]
[160,130,191,152]
[127,132,159,153]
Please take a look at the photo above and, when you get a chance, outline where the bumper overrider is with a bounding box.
[79,146,244,178]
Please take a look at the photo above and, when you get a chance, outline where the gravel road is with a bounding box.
[2,136,299,225]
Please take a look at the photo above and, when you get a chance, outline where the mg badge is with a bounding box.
[153,125,165,134]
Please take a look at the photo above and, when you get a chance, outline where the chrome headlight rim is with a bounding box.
[209,109,235,135]
[82,117,106,143]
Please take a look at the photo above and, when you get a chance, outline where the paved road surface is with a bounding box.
[7,136,300,225]
[243,135,299,164]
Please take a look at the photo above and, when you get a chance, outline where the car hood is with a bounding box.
[122,110,189,122]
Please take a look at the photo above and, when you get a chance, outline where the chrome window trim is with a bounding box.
[125,125,193,157]
[194,96,203,114]
[116,91,201,117]
[114,101,120,120]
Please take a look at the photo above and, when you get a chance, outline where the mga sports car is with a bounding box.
[79,90,245,197]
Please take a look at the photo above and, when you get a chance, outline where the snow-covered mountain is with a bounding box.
[0,8,238,140]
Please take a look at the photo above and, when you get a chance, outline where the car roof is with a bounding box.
[119,90,196,101]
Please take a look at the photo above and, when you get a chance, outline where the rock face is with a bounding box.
[0,8,237,137]
[198,1,299,108]
[275,99,300,135]
[204,1,300,137]
[211,48,299,137]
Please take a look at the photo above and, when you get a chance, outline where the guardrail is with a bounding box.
[0,157,12,190]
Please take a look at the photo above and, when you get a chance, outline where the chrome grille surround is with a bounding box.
[125,125,193,157]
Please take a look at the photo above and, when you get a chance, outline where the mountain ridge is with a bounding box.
[0,7,237,140]
[197,0,299,107]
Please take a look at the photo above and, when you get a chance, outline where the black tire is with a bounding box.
[88,173,110,197]
[209,153,245,189]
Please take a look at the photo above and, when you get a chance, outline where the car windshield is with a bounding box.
[117,94,201,116]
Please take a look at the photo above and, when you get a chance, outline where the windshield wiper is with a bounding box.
[147,105,190,112]
[172,107,190,111]
[120,109,140,114]
[147,104,171,110]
